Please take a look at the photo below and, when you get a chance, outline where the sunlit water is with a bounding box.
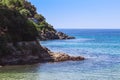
[0,29,120,80]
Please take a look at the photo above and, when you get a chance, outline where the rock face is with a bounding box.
[0,41,84,66]
[0,41,52,65]
[56,32,75,39]
[39,30,75,40]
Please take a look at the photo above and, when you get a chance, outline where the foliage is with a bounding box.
[34,14,45,22]
[0,0,57,55]
[1,0,36,16]
[0,0,55,32]
[19,8,31,17]
[0,0,58,41]
[0,8,38,42]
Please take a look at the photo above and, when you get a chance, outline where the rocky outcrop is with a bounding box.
[39,30,75,40]
[56,32,75,39]
[49,52,84,62]
[0,41,52,65]
[0,0,81,66]
[0,41,84,66]
[39,30,59,40]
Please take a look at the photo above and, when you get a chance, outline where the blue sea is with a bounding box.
[40,29,120,80]
[0,29,120,80]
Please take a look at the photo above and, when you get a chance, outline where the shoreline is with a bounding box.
[0,52,85,66]
[0,52,85,67]
[0,41,84,66]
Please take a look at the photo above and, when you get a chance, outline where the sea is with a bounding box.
[0,29,120,80]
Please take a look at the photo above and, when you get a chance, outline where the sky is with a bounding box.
[29,0,120,29]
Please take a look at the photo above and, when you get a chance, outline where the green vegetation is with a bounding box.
[0,0,56,55]
[0,8,38,42]
[0,0,56,41]
[0,0,55,31]
[0,0,36,17]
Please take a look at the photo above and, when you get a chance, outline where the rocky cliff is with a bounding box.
[39,30,75,40]
[0,41,84,66]
[0,0,84,66]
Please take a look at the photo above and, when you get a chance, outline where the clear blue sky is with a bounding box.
[29,0,120,29]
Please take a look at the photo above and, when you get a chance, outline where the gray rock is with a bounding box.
[49,52,85,62]
[0,41,84,66]
[39,30,75,40]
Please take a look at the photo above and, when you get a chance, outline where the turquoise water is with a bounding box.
[40,29,120,80]
[0,29,120,80]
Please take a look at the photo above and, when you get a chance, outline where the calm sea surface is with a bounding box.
[0,29,120,80]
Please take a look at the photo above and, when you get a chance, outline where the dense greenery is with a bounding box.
[0,0,55,31]
[0,0,56,54]
[0,0,36,17]
[0,8,38,42]
[0,0,56,41]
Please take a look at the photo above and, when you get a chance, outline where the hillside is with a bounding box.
[0,0,74,41]
[0,0,82,65]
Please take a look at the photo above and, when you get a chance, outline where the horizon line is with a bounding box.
[56,28,120,29]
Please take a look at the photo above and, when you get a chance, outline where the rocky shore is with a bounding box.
[39,30,75,40]
[49,52,84,62]
[0,41,84,66]
[0,0,84,67]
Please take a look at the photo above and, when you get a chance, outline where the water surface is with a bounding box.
[1,29,120,80]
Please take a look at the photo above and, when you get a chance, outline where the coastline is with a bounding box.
[0,0,83,67]
[0,41,84,66]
